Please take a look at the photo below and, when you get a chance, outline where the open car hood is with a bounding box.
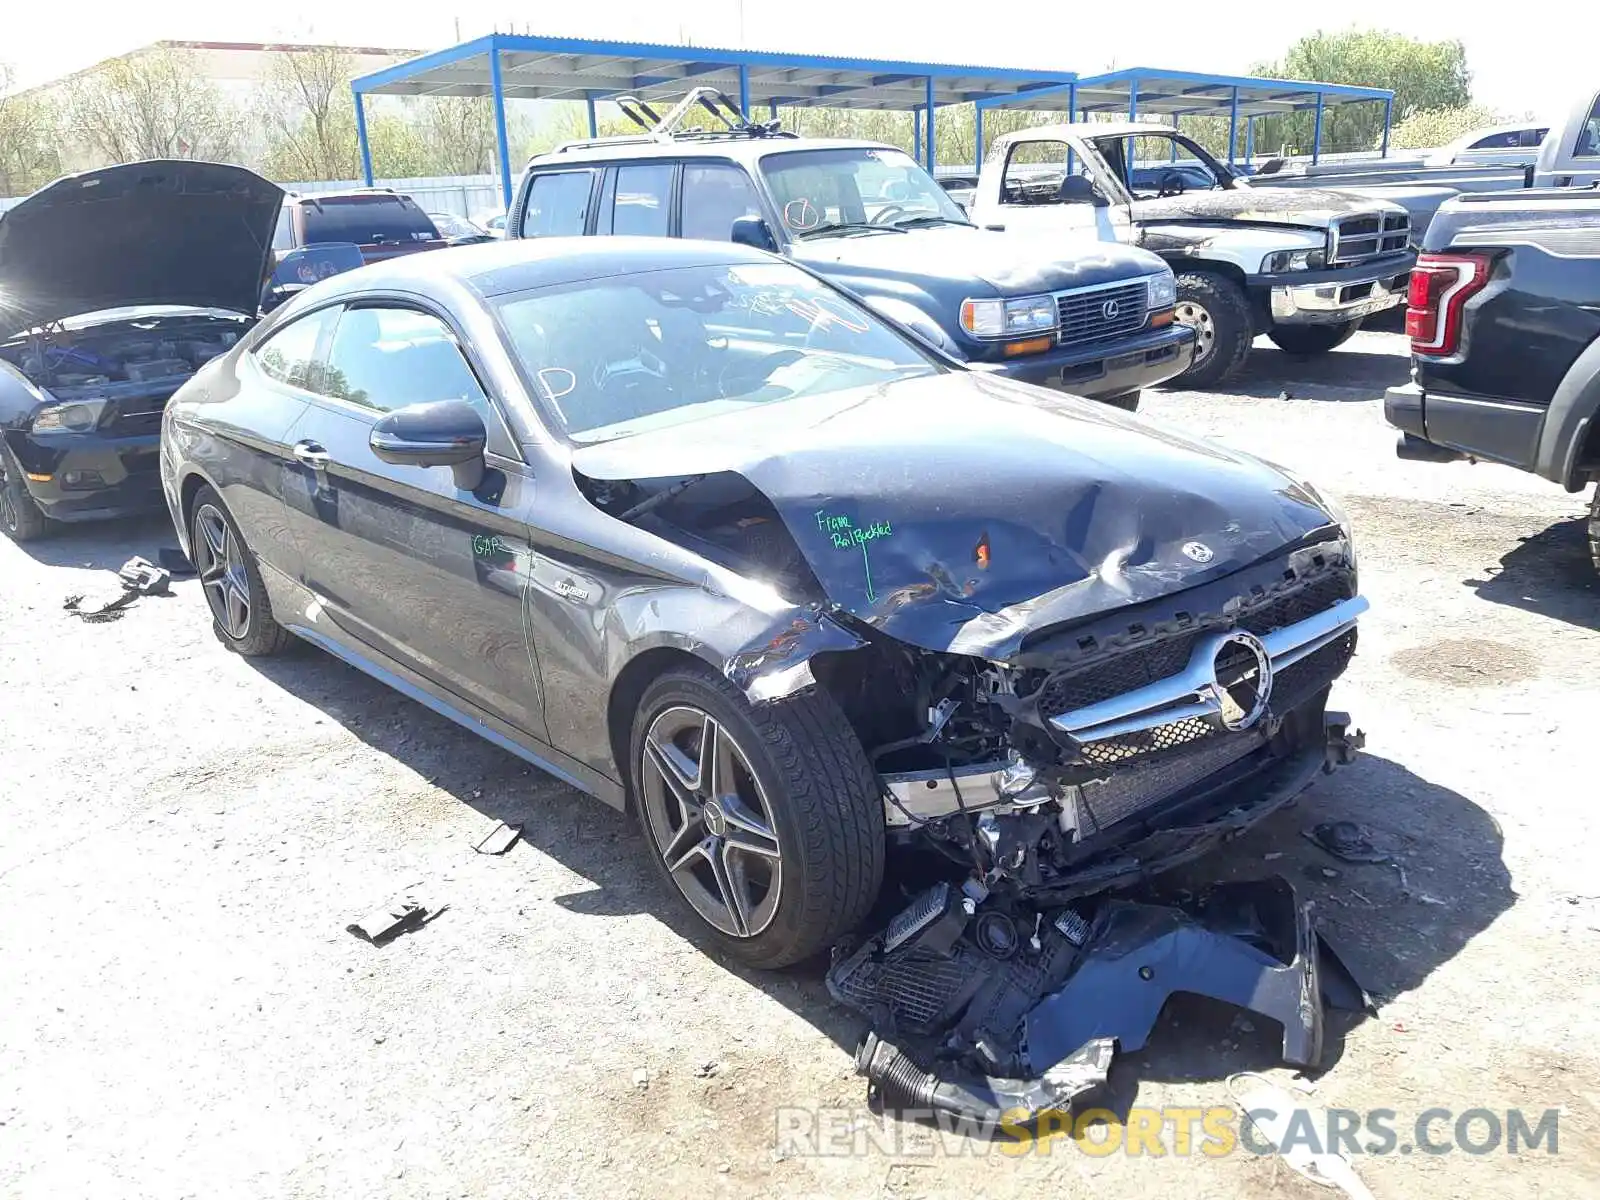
[0,161,283,338]
[570,372,1338,659]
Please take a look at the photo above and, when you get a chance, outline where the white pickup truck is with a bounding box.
[967,123,1417,386]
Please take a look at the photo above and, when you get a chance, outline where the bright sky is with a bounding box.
[3,2,1580,120]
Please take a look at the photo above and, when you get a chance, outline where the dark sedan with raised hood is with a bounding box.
[0,160,283,541]
[161,237,1366,967]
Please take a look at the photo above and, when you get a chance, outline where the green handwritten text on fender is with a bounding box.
[814,510,894,601]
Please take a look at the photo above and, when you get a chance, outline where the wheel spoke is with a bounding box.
[644,737,700,813]
[663,826,711,874]
[720,795,781,859]
[200,512,227,561]
[226,582,250,636]
[696,716,722,800]
[708,840,751,937]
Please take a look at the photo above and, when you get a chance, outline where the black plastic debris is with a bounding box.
[828,874,1371,1127]
[157,547,197,577]
[473,822,521,856]
[63,589,137,623]
[1305,820,1391,864]
[118,556,172,595]
[346,895,444,946]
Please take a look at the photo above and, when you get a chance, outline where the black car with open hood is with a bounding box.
[0,161,283,540]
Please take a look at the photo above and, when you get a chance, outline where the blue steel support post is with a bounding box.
[1227,86,1239,165]
[738,65,750,119]
[925,75,935,171]
[354,90,374,185]
[585,93,598,138]
[913,108,922,162]
[974,105,984,167]
[1381,97,1392,158]
[489,45,513,206]
[769,99,778,121]
[1312,92,1324,165]
[1128,75,1138,121]
[1067,82,1077,174]
[1245,115,1254,163]
[1170,116,1178,161]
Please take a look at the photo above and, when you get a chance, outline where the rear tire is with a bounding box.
[189,485,293,657]
[1268,320,1362,356]
[0,442,52,542]
[1169,272,1254,388]
[1102,391,1140,412]
[629,666,884,968]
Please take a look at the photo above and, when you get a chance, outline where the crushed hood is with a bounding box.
[571,372,1337,659]
[790,225,1160,297]
[0,161,283,338]
[1136,185,1403,231]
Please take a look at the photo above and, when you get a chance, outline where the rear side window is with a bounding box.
[298,196,438,245]
[679,163,764,241]
[271,205,294,251]
[520,171,595,237]
[602,164,674,237]
[253,307,338,391]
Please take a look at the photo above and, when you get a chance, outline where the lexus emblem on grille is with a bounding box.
[1181,540,1214,563]
[1209,631,1273,732]
[1101,298,1121,320]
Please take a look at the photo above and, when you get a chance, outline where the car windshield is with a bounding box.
[495,261,942,444]
[760,147,971,238]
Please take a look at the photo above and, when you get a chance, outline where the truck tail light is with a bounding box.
[1406,252,1493,356]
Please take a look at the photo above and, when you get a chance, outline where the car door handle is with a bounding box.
[292,441,330,469]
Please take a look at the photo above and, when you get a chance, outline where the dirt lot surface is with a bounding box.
[4,330,1599,1199]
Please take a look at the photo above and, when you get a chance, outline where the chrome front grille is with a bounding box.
[1329,212,1411,265]
[1055,281,1149,348]
[1048,594,1368,747]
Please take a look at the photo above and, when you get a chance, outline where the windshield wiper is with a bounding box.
[890,215,973,230]
[795,221,906,239]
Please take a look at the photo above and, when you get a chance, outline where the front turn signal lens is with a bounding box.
[1002,336,1054,357]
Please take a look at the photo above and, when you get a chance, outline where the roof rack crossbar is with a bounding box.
[545,87,797,156]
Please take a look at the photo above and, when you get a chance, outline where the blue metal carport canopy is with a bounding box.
[351,33,1077,205]
[973,67,1395,165]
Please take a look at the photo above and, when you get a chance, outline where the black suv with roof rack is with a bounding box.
[505,90,1194,410]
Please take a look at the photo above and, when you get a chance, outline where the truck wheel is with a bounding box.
[0,442,52,542]
[1268,320,1362,356]
[630,665,884,968]
[1170,272,1254,388]
[1589,484,1600,576]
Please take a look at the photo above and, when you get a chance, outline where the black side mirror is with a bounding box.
[730,215,779,252]
[369,399,488,491]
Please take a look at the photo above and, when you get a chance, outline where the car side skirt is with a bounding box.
[286,621,626,809]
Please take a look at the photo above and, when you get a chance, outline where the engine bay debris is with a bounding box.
[828,874,1372,1125]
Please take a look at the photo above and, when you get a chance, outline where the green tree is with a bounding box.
[0,65,62,196]
[64,45,243,165]
[1387,103,1514,151]
[258,44,361,181]
[1251,29,1472,156]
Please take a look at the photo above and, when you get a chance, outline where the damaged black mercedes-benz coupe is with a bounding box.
[160,236,1366,969]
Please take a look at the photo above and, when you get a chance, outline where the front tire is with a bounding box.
[189,485,293,657]
[629,666,884,968]
[1169,272,1254,388]
[0,442,52,542]
[1267,320,1362,356]
[1588,484,1600,577]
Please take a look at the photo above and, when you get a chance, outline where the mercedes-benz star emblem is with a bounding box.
[1101,298,1121,320]
[1182,540,1214,562]
[1209,632,1273,731]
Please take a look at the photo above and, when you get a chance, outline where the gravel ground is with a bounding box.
[4,329,1599,1199]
